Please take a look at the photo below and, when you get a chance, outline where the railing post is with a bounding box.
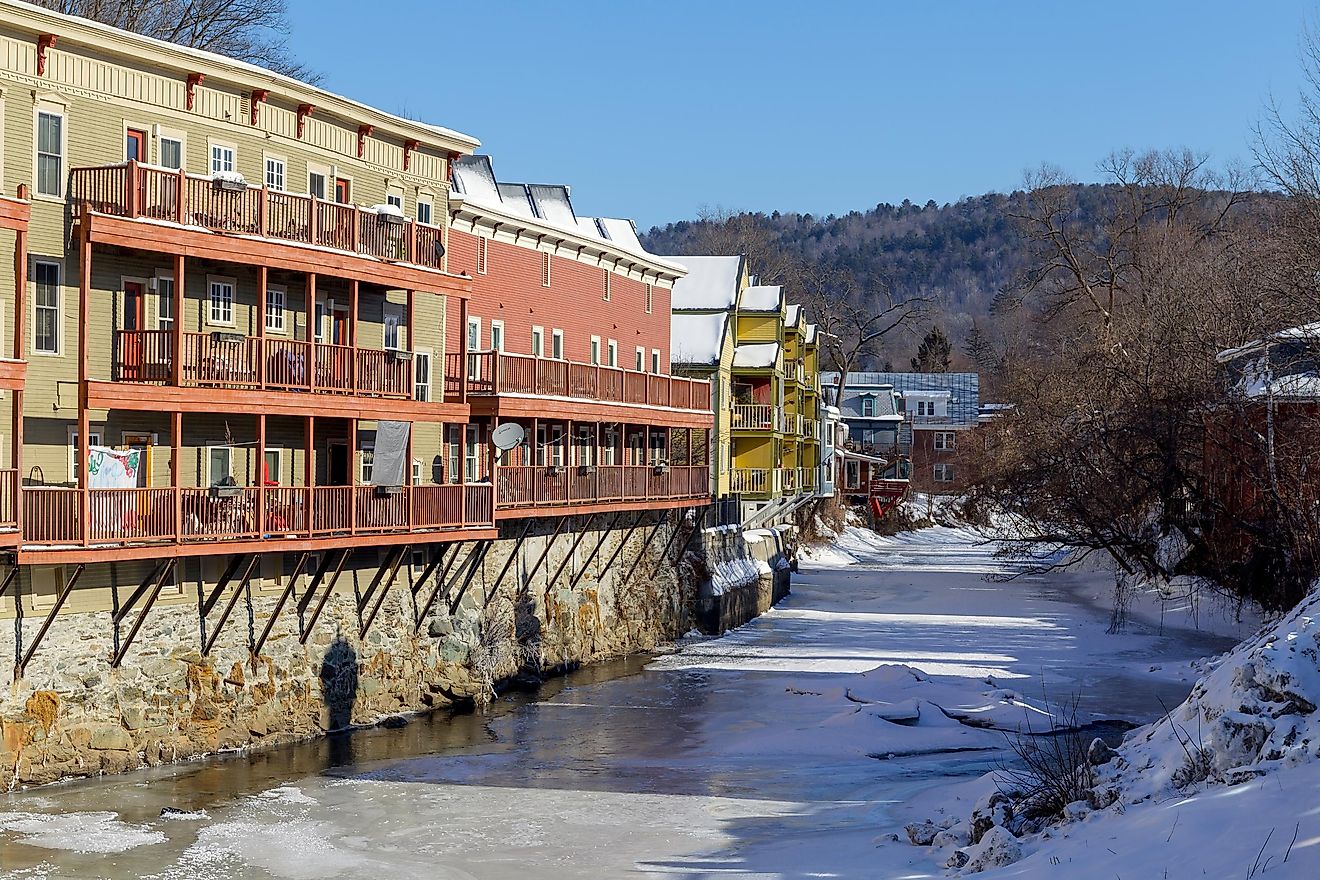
[350,205,360,254]
[307,273,318,394]
[175,168,185,224]
[172,411,182,543]
[125,160,139,218]
[491,351,501,395]
[257,413,267,540]
[309,195,320,244]
[348,418,357,536]
[405,219,416,264]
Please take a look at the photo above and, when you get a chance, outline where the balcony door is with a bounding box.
[121,280,146,380]
[327,440,350,486]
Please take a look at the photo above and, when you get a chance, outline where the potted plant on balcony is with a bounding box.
[212,170,248,193]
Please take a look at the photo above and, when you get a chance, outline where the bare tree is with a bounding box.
[36,0,319,83]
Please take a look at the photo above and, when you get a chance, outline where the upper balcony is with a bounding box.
[450,351,713,425]
[68,163,462,293]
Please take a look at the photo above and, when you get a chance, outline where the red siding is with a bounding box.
[447,229,670,369]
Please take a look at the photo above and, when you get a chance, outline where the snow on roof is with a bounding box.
[596,218,642,251]
[1218,321,1320,362]
[666,256,744,311]
[805,323,819,344]
[733,342,780,369]
[786,304,803,327]
[671,312,730,366]
[495,183,536,218]
[740,285,784,313]
[527,185,577,228]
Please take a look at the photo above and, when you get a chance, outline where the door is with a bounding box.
[121,433,155,488]
[334,178,351,204]
[327,440,350,486]
[121,281,146,380]
[332,308,349,346]
[126,129,147,162]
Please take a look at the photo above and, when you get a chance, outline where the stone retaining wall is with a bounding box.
[0,507,739,787]
[692,525,793,634]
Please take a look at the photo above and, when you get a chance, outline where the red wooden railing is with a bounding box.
[69,163,449,270]
[0,468,16,531]
[494,465,708,510]
[23,489,81,544]
[454,351,712,412]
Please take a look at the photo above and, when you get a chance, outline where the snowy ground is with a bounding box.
[0,526,1248,879]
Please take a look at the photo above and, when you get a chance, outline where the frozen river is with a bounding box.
[0,527,1248,879]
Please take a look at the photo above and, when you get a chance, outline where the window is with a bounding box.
[602,428,617,466]
[861,397,876,418]
[552,329,564,360]
[209,143,235,175]
[265,285,286,333]
[651,349,661,374]
[934,463,955,483]
[384,307,402,350]
[68,428,103,483]
[417,199,433,225]
[466,317,481,352]
[934,431,957,451]
[156,276,174,331]
[334,178,351,204]
[314,300,327,343]
[602,269,611,301]
[447,425,461,484]
[36,110,63,197]
[464,425,480,482]
[206,445,234,485]
[308,168,327,200]
[33,261,60,354]
[590,336,601,365]
[208,278,235,326]
[531,327,544,358]
[541,252,551,287]
[264,156,286,191]
[125,128,147,162]
[263,449,281,484]
[414,350,431,402]
[476,236,488,275]
[607,339,617,367]
[635,347,645,372]
[159,136,183,171]
[845,459,861,489]
[386,191,403,209]
[490,321,504,352]
[645,283,653,314]
[412,458,423,486]
[360,443,374,485]
[576,426,595,467]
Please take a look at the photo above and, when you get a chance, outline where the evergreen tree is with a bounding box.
[911,325,952,372]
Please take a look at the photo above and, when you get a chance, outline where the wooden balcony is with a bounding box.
[496,464,709,514]
[70,163,447,271]
[450,351,712,411]
[113,330,414,398]
[732,404,780,431]
[20,483,494,554]
[729,466,816,500]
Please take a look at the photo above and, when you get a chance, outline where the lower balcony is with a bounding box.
[496,464,709,515]
[729,467,818,500]
[114,331,414,398]
[20,483,493,553]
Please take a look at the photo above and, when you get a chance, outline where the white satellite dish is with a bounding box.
[491,422,526,452]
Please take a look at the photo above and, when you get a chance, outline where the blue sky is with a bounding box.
[288,1,1314,230]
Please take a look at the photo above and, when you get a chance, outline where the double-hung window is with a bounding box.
[531,326,544,358]
[861,397,876,418]
[464,425,480,482]
[34,261,60,354]
[414,350,431,402]
[490,320,504,352]
[934,463,955,483]
[447,425,462,484]
[635,347,645,372]
[551,329,564,360]
[156,276,175,332]
[590,336,601,365]
[360,444,375,485]
[210,143,235,176]
[934,431,956,451]
[384,308,402,350]
[264,156,286,191]
[265,285,286,333]
[36,110,64,197]
[417,199,433,225]
[209,278,235,326]
[651,349,661,374]
[607,339,618,367]
[159,136,184,171]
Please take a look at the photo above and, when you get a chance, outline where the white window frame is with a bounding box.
[635,346,645,372]
[414,347,432,402]
[360,442,375,485]
[651,349,661,374]
[383,304,404,350]
[67,427,103,484]
[934,463,955,483]
[607,339,618,367]
[206,275,236,327]
[386,187,403,210]
[861,397,876,418]
[265,284,287,334]
[934,431,957,451]
[208,140,237,176]
[33,102,67,200]
[490,320,505,352]
[447,424,462,484]
[416,197,433,226]
[157,128,186,171]
[551,329,564,360]
[531,325,544,358]
[32,259,62,355]
[467,317,481,352]
[307,163,330,200]
[264,153,286,191]
[263,447,283,485]
[204,442,235,485]
[590,335,601,365]
[464,425,480,482]
[154,271,175,331]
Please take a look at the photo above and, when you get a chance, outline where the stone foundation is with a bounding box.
[0,508,739,787]
[693,525,793,634]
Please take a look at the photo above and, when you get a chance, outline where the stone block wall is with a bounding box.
[692,524,793,634]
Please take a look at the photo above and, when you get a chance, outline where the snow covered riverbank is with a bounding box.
[0,526,1246,878]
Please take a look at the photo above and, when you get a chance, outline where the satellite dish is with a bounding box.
[491,422,526,452]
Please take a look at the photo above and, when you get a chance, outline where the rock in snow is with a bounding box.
[903,820,941,846]
[959,826,1022,873]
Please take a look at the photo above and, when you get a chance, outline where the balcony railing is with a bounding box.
[729,466,817,498]
[496,464,708,510]
[70,162,448,270]
[447,351,712,412]
[20,483,494,548]
[732,404,779,431]
[114,330,413,398]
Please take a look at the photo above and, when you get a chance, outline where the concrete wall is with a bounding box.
[0,507,748,787]
[691,524,793,635]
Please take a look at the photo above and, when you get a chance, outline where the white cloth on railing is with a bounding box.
[87,446,140,489]
[372,421,411,487]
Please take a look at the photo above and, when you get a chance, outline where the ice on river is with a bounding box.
[0,527,1242,879]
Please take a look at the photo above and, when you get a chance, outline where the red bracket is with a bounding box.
[186,73,205,111]
[297,103,315,138]
[250,89,269,125]
[446,151,461,182]
[357,124,374,158]
[36,34,57,77]
[403,139,420,172]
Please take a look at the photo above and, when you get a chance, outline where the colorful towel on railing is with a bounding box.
[87,446,140,489]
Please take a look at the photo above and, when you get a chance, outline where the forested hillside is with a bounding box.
[640,186,1118,353]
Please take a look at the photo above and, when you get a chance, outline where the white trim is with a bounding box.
[32,101,67,201]
[635,346,645,372]
[307,162,331,200]
[207,138,237,176]
[67,426,103,484]
[204,442,236,485]
[31,258,63,356]
[265,283,288,334]
[413,347,432,402]
[489,319,505,352]
[607,339,618,368]
[651,349,661,375]
[359,441,375,485]
[416,196,434,226]
[155,124,186,171]
[551,328,564,361]
[263,151,287,191]
[205,274,237,327]
[531,325,544,358]
[590,335,601,365]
